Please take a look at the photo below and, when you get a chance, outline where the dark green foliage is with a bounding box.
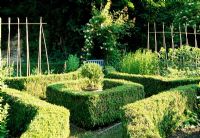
[4,71,79,99]
[0,97,9,138]
[0,88,70,138]
[65,54,80,72]
[103,66,116,75]
[107,72,200,97]
[82,0,134,61]
[173,1,200,28]
[122,85,200,138]
[46,79,144,129]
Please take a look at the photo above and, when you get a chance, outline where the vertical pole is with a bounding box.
[162,22,166,49]
[185,23,188,45]
[194,24,198,68]
[147,22,150,50]
[17,17,21,77]
[171,24,174,50]
[19,18,22,77]
[154,22,157,52]
[17,18,19,77]
[0,18,2,68]
[194,24,198,48]
[38,17,42,75]
[42,25,50,74]
[26,17,30,76]
[7,17,11,77]
[179,24,182,47]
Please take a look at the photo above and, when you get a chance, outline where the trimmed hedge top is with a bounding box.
[47,79,144,129]
[107,72,200,97]
[0,88,70,138]
[122,84,200,138]
[4,71,79,99]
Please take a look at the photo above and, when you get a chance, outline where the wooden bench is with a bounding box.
[85,59,104,67]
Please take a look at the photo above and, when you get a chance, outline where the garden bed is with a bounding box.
[46,79,144,129]
[0,88,70,138]
[4,71,79,99]
[107,72,200,97]
[122,84,200,138]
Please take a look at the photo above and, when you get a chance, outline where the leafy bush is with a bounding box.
[0,88,70,138]
[82,0,133,61]
[4,71,79,99]
[80,63,104,90]
[120,49,159,75]
[122,85,200,138]
[0,97,9,138]
[46,79,144,129]
[159,46,200,77]
[107,72,200,97]
[65,54,80,72]
[103,66,116,75]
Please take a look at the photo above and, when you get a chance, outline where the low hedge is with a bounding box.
[4,71,79,99]
[122,85,200,138]
[107,72,200,97]
[0,88,70,138]
[46,79,144,129]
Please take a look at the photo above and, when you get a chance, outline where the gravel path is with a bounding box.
[169,127,200,138]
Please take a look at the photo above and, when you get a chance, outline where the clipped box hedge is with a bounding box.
[122,85,200,138]
[0,88,70,138]
[46,79,144,129]
[107,72,200,97]
[4,71,79,99]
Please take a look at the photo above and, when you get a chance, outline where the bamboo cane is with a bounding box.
[154,22,157,52]
[179,24,182,47]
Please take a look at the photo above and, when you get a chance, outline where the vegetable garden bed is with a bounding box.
[46,79,144,129]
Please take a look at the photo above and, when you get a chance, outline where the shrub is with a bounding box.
[0,88,70,138]
[65,54,80,72]
[120,49,159,75]
[159,46,200,77]
[107,72,200,97]
[0,97,9,138]
[103,66,116,75]
[46,79,144,129]
[80,63,104,90]
[4,71,79,99]
[82,0,133,61]
[122,85,200,138]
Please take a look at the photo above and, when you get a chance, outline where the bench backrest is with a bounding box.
[85,60,104,67]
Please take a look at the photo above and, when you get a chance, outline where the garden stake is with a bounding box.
[179,24,182,47]
[154,22,157,52]
[163,22,166,49]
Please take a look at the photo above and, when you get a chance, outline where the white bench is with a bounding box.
[85,59,104,67]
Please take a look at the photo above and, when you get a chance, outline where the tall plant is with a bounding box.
[120,49,159,75]
[82,0,134,63]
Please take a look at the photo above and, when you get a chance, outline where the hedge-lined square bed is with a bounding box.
[0,88,70,138]
[4,71,79,99]
[107,72,200,97]
[46,79,144,129]
[122,84,200,138]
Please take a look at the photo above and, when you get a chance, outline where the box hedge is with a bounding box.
[122,85,200,138]
[107,72,200,97]
[4,71,79,99]
[0,88,70,138]
[46,79,144,129]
